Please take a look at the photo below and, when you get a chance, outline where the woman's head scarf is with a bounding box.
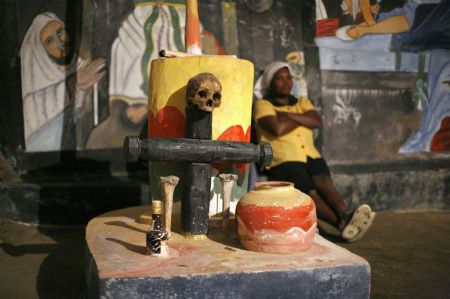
[253,61,292,99]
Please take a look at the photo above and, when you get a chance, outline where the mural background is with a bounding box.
[0,0,449,225]
[19,0,227,153]
[314,0,450,161]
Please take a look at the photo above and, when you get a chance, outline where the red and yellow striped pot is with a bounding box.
[236,181,317,253]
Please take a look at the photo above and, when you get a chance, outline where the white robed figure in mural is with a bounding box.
[20,12,105,152]
[86,1,223,149]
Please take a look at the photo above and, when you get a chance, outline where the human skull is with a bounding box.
[186,73,222,112]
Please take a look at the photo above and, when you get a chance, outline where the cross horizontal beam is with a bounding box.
[124,136,272,166]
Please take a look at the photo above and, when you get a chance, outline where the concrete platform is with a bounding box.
[86,206,370,298]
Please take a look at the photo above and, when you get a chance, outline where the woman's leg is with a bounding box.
[265,162,340,226]
[307,158,376,239]
[308,189,340,226]
[306,158,349,229]
[312,174,348,230]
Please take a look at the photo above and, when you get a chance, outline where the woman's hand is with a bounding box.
[278,110,322,129]
[77,58,106,90]
[258,112,299,137]
[275,111,292,122]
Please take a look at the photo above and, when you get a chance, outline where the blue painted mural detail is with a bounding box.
[400,50,450,152]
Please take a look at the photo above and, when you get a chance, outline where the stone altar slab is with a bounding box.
[85,206,370,298]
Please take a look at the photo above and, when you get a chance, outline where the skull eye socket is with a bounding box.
[213,93,221,101]
[198,90,207,98]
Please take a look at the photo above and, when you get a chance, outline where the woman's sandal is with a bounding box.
[341,204,372,241]
[350,212,376,242]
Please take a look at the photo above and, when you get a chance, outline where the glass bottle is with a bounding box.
[146,200,168,256]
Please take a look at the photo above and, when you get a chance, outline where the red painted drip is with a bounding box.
[431,116,450,152]
[186,18,201,51]
[185,0,201,53]
[148,111,253,172]
[148,107,185,138]
[213,125,252,173]
[236,202,316,233]
[218,125,251,142]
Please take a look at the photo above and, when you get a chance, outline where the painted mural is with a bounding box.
[286,51,309,98]
[19,0,448,154]
[85,0,224,149]
[315,0,450,153]
[20,12,105,152]
[20,0,224,152]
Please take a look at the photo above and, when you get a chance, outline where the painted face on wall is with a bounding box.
[39,20,72,65]
[271,67,293,97]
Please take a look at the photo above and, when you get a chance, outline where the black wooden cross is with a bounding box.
[124,74,272,238]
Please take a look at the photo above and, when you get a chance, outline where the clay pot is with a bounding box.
[236,181,317,253]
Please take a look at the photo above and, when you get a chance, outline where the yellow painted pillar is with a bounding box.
[147,56,254,209]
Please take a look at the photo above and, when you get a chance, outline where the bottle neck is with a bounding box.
[152,213,163,229]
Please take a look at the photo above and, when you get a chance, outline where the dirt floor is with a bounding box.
[338,210,450,299]
[1,210,449,299]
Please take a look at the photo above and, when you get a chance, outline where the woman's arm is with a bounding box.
[257,114,298,136]
[281,110,322,129]
[257,110,322,137]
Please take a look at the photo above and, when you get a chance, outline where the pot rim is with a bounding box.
[253,181,294,191]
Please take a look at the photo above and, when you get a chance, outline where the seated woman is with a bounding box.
[253,61,375,242]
